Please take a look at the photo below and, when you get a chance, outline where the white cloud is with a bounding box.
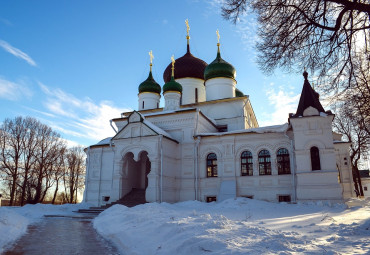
[0,77,33,101]
[38,82,131,143]
[0,39,37,66]
[259,85,300,126]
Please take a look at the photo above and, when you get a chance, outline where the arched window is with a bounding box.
[241,151,253,176]
[258,150,271,175]
[195,88,198,103]
[310,146,321,170]
[277,148,290,175]
[207,153,217,177]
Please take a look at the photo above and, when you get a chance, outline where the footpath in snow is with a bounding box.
[0,203,91,253]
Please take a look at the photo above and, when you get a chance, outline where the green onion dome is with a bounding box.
[138,71,161,94]
[204,50,236,81]
[235,88,244,97]
[163,76,182,93]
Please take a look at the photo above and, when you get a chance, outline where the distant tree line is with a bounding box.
[0,116,85,205]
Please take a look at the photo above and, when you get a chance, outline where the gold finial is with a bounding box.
[216,29,221,53]
[171,55,175,77]
[149,50,154,72]
[185,19,190,42]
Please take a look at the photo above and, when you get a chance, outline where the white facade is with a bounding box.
[205,77,236,101]
[83,91,354,206]
[177,78,206,104]
[138,92,160,110]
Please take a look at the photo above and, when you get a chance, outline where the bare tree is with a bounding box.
[221,0,369,93]
[0,117,27,205]
[333,103,368,196]
[63,147,85,203]
[27,123,66,204]
[19,117,39,205]
[51,146,66,204]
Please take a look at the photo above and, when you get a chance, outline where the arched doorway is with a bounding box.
[121,151,151,204]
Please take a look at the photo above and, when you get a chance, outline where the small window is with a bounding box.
[157,102,159,108]
[217,125,228,132]
[195,88,198,103]
[207,153,218,177]
[310,146,321,170]
[142,101,145,109]
[242,195,253,199]
[365,187,368,191]
[241,151,253,176]
[206,196,217,203]
[278,195,291,202]
[277,148,290,175]
[258,150,271,175]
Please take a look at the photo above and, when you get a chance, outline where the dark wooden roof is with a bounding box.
[293,71,326,117]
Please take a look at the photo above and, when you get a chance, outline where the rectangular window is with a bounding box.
[206,196,217,203]
[365,187,368,191]
[278,195,291,202]
[242,195,253,199]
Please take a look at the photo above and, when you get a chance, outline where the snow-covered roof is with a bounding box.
[142,119,175,140]
[142,107,196,117]
[94,137,112,146]
[197,123,290,137]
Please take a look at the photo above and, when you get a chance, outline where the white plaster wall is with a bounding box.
[138,93,160,110]
[205,78,236,101]
[362,179,370,197]
[334,142,355,199]
[164,92,181,111]
[176,78,205,105]
[197,99,246,131]
[290,115,343,201]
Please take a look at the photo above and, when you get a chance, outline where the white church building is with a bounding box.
[83,27,355,207]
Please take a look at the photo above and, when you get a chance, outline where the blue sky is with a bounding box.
[0,0,305,147]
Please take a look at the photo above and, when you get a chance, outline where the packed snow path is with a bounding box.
[4,215,119,255]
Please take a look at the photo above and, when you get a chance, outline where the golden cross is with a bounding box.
[171,55,175,77]
[171,55,175,66]
[185,19,190,37]
[216,29,220,43]
[149,50,154,64]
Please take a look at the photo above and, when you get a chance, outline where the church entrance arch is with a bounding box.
[121,151,151,202]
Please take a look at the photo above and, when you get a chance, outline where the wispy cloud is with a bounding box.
[259,84,300,126]
[0,39,37,66]
[0,18,12,26]
[0,77,33,101]
[38,82,131,142]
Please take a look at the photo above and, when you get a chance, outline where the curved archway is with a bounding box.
[121,150,151,203]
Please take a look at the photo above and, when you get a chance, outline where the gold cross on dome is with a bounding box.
[216,29,220,43]
[149,50,154,64]
[171,55,175,66]
[185,19,190,37]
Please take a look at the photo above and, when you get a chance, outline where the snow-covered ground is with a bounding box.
[0,199,369,254]
[94,198,370,255]
[0,203,91,253]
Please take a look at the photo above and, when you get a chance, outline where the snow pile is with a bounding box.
[0,207,29,253]
[94,198,370,254]
[0,202,91,253]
